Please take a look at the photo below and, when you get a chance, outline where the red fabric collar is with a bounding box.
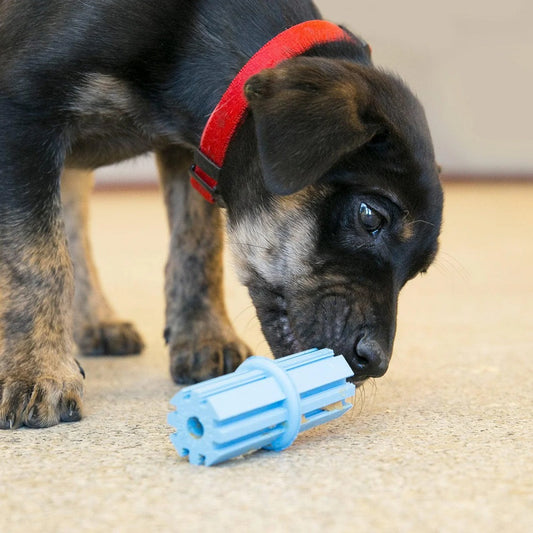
[189,20,355,203]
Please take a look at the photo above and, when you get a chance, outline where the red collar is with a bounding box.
[189,20,355,203]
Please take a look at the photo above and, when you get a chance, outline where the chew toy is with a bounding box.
[168,348,355,466]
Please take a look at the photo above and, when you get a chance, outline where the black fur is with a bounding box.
[0,0,443,428]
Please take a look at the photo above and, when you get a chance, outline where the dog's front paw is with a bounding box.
[0,359,84,429]
[76,321,144,356]
[168,335,251,384]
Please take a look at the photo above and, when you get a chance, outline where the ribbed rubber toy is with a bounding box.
[168,348,355,466]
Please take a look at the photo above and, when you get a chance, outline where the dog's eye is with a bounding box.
[359,202,384,235]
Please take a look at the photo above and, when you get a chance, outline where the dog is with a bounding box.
[0,0,443,428]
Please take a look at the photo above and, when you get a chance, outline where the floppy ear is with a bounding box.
[244,57,378,195]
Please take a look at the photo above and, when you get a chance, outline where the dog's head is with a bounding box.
[224,57,443,382]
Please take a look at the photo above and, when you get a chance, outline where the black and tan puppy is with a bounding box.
[0,0,443,428]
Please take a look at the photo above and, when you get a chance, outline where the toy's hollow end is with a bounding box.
[187,417,204,438]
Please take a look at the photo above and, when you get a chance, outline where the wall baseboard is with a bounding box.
[94,181,160,192]
[441,173,533,183]
[92,173,533,192]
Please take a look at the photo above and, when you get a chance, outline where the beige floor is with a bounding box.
[1,183,532,533]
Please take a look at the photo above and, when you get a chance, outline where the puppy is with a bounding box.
[0,0,443,428]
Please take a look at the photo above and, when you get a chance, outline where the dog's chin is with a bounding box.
[347,376,369,387]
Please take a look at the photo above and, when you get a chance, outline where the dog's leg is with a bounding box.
[0,122,84,428]
[61,168,144,355]
[156,146,251,383]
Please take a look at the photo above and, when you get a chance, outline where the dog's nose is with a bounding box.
[352,337,389,378]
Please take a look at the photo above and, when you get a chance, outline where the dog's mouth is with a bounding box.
[249,282,389,386]
[269,305,368,386]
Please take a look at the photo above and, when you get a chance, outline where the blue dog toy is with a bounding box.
[168,348,355,466]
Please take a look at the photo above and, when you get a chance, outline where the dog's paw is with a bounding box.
[76,321,144,356]
[0,360,84,429]
[169,337,251,384]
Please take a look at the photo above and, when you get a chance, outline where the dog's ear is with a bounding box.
[244,57,378,195]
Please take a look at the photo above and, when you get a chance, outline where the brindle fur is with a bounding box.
[0,192,83,428]
[156,146,251,383]
[61,168,144,355]
[0,0,443,429]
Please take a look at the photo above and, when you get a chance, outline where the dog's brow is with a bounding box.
[399,223,414,242]
[357,186,406,212]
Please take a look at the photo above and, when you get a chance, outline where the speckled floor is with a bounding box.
[1,183,532,533]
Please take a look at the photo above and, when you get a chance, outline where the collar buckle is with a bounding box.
[189,150,221,204]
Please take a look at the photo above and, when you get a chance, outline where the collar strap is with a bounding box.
[190,20,356,203]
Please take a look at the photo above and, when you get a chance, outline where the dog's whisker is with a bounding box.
[353,378,379,415]
[231,304,257,324]
[356,383,366,415]
[346,392,357,419]
[405,218,437,229]
[243,312,260,333]
[433,252,470,282]
[231,241,272,251]
[253,338,270,355]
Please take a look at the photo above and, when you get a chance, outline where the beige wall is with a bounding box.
[95,0,532,184]
[315,0,533,175]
